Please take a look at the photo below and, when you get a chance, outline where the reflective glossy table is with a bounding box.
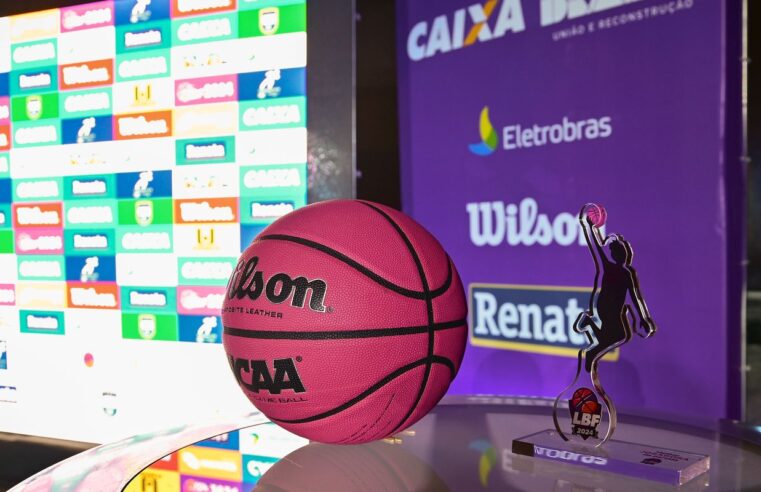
[11,396,761,491]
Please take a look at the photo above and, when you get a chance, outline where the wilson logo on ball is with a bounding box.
[226,256,328,312]
[229,356,306,394]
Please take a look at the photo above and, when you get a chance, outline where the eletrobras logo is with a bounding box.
[406,0,644,61]
[468,105,612,156]
[470,283,618,359]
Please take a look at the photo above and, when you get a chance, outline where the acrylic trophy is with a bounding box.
[512,204,710,486]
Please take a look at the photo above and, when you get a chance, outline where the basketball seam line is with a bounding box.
[356,201,436,436]
[257,234,453,300]
[222,318,466,340]
[269,356,455,425]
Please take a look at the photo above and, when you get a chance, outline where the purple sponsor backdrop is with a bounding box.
[397,0,744,419]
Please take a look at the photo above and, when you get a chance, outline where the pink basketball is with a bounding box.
[584,203,607,227]
[222,200,467,444]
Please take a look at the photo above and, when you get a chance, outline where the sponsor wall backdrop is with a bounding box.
[397,0,744,419]
[0,0,308,442]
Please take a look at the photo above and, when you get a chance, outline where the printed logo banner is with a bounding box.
[397,0,742,419]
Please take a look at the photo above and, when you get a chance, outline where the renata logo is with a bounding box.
[26,314,59,330]
[242,104,301,127]
[13,42,56,65]
[243,168,301,189]
[63,92,110,113]
[229,356,306,394]
[177,18,232,42]
[185,142,226,160]
[250,201,294,220]
[62,6,113,31]
[226,256,328,312]
[60,60,113,88]
[129,290,167,307]
[19,71,52,89]
[73,233,109,250]
[466,197,603,247]
[71,178,107,196]
[124,29,163,48]
[116,111,172,139]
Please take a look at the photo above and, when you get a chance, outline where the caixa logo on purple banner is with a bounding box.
[469,283,619,360]
[466,197,604,247]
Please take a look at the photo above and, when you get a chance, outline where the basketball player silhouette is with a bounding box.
[576,205,656,372]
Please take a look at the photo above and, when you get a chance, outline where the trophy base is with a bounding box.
[512,429,710,486]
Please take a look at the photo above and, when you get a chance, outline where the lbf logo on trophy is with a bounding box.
[512,204,710,486]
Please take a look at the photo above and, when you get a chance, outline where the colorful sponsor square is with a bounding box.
[239,96,305,131]
[65,254,116,282]
[0,74,8,97]
[0,231,13,253]
[238,423,307,457]
[11,39,58,71]
[238,0,306,11]
[116,20,171,54]
[238,67,305,101]
[121,286,176,313]
[59,88,113,118]
[57,26,116,65]
[175,74,238,107]
[10,66,59,94]
[241,455,278,484]
[114,109,173,139]
[12,177,62,202]
[11,93,60,122]
[64,199,117,228]
[235,127,307,166]
[178,446,242,482]
[59,59,114,90]
[150,453,178,471]
[10,10,60,44]
[19,310,65,335]
[124,469,180,492]
[171,12,238,46]
[63,174,115,200]
[0,285,15,306]
[61,115,114,144]
[0,179,10,203]
[116,49,171,82]
[15,228,64,255]
[173,165,238,199]
[0,99,8,124]
[175,136,235,165]
[174,197,237,225]
[117,169,172,199]
[178,257,236,286]
[178,314,221,343]
[17,255,65,281]
[0,126,9,151]
[117,225,174,253]
[116,253,178,286]
[121,312,178,341]
[12,120,62,148]
[239,197,299,225]
[118,197,174,226]
[0,203,11,226]
[64,229,116,255]
[15,282,67,309]
[112,77,174,113]
[239,224,265,250]
[171,0,237,18]
[0,154,9,177]
[177,286,224,316]
[0,340,7,369]
[115,0,170,26]
[60,1,115,33]
[239,164,305,197]
[67,282,120,309]
[196,432,240,451]
[238,3,306,38]
[181,476,243,492]
[173,223,240,256]
[173,102,237,138]
[13,202,63,228]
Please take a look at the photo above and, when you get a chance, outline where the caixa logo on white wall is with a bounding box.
[466,197,603,247]
[470,283,618,360]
